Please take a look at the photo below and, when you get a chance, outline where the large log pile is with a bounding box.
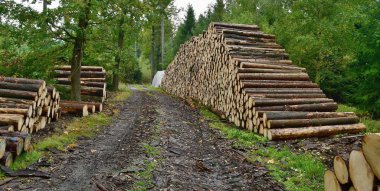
[324,133,380,191]
[54,65,106,116]
[0,76,60,166]
[162,22,365,140]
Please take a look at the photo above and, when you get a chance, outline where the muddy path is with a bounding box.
[1,86,282,191]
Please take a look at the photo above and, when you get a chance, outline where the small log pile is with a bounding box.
[324,133,380,191]
[0,76,60,166]
[0,77,60,133]
[162,22,365,140]
[54,65,106,116]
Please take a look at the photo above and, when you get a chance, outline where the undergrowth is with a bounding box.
[337,104,380,133]
[200,107,325,191]
[0,85,132,177]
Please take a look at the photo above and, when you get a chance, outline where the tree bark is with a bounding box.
[70,0,91,101]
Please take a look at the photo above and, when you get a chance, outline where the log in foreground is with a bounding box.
[362,133,380,179]
[349,150,374,191]
[333,156,350,185]
[267,123,366,140]
[324,170,342,191]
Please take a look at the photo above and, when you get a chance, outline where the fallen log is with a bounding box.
[349,150,374,191]
[0,114,24,131]
[267,123,366,140]
[3,136,24,156]
[248,93,327,99]
[362,133,380,179]
[56,79,106,88]
[0,108,32,117]
[242,81,318,88]
[55,65,105,72]
[60,100,102,112]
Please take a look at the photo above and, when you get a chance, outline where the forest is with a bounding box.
[0,0,379,116]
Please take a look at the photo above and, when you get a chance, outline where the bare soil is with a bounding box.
[0,86,283,191]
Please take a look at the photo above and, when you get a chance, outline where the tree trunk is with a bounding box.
[70,0,91,101]
[151,25,155,81]
[113,15,125,91]
[161,17,165,65]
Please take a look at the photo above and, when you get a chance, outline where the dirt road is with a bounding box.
[1,86,283,191]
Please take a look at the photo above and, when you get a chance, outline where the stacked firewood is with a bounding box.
[0,77,60,133]
[324,133,380,191]
[0,76,60,166]
[162,22,365,140]
[54,65,106,116]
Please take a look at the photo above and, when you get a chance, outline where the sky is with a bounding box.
[174,0,216,20]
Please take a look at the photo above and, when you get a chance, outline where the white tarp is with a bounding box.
[152,71,165,87]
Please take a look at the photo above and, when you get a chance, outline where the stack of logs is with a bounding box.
[162,22,365,140]
[0,76,60,166]
[54,65,106,116]
[324,133,380,191]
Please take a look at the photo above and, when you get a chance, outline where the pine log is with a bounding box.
[58,85,106,97]
[239,62,305,71]
[349,150,374,191]
[222,29,276,39]
[0,82,44,95]
[267,123,366,140]
[56,78,106,88]
[0,89,38,101]
[242,81,318,88]
[212,22,260,31]
[0,125,14,131]
[238,73,309,81]
[55,65,105,72]
[0,138,6,159]
[0,97,36,109]
[249,93,327,99]
[0,107,32,117]
[324,170,343,191]
[0,114,24,131]
[60,103,89,117]
[244,88,323,94]
[60,101,103,112]
[54,70,106,78]
[267,117,359,129]
[333,156,350,184]
[255,102,338,112]
[0,131,31,152]
[0,152,13,167]
[362,133,380,179]
[0,77,46,87]
[253,98,334,106]
[263,112,356,121]
[3,136,24,156]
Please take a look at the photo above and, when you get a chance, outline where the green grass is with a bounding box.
[133,84,144,91]
[131,141,161,191]
[338,104,380,133]
[138,56,152,83]
[200,107,326,191]
[2,86,133,176]
[143,84,164,93]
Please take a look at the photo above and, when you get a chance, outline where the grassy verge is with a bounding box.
[200,107,325,191]
[337,104,380,133]
[1,85,132,177]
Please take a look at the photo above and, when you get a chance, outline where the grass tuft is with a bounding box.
[338,104,380,133]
